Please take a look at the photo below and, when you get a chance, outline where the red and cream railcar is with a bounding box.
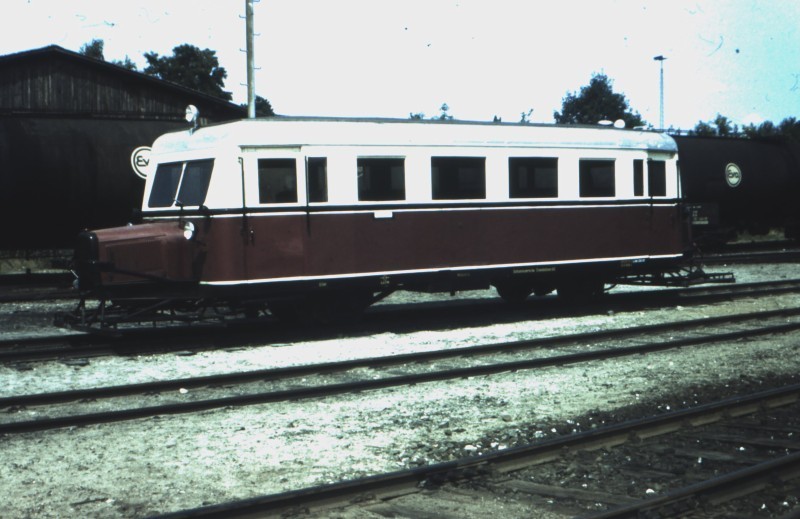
[71,116,695,325]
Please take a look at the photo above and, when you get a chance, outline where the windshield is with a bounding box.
[148,159,214,208]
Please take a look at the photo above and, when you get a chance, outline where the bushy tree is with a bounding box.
[144,44,232,101]
[690,120,717,137]
[80,39,105,60]
[241,95,274,117]
[554,73,645,128]
[80,38,137,70]
[112,56,138,71]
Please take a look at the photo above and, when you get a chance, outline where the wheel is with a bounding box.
[556,278,605,302]
[302,290,374,325]
[494,282,533,304]
[268,300,300,322]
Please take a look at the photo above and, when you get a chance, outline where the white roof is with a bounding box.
[152,116,678,156]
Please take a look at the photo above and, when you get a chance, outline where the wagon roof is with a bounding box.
[152,116,678,155]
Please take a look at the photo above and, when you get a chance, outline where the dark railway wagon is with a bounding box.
[66,116,725,329]
[674,135,800,245]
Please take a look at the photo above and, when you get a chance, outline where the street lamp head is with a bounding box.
[653,55,667,62]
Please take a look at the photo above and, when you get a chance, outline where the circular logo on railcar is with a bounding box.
[724,162,742,188]
[131,146,152,179]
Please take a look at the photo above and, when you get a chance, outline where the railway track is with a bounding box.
[700,247,800,265]
[3,305,800,435]
[3,277,800,364]
[146,382,800,518]
[0,271,74,302]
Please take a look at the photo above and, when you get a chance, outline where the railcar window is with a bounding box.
[633,160,644,196]
[431,157,486,200]
[307,157,328,203]
[176,159,214,207]
[509,157,558,198]
[648,160,667,196]
[258,158,297,203]
[579,159,616,197]
[148,162,183,208]
[358,158,406,201]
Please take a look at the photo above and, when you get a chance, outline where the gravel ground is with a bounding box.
[1,263,799,518]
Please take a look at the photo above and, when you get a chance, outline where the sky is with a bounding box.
[1,0,798,131]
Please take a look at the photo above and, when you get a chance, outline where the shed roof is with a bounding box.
[0,45,245,120]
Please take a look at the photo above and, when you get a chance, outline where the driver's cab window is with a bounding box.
[258,158,297,203]
[148,159,214,208]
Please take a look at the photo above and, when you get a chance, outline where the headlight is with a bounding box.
[182,221,195,240]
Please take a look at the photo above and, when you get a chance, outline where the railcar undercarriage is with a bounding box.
[57,263,734,332]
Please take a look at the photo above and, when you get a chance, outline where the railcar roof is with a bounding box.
[152,116,678,155]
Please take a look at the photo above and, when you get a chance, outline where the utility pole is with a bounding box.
[653,55,666,131]
[245,0,256,119]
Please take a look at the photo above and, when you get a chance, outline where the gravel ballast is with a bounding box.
[1,263,799,518]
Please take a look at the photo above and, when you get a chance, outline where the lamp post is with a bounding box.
[653,55,667,131]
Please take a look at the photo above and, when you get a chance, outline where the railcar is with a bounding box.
[674,135,800,246]
[65,115,727,328]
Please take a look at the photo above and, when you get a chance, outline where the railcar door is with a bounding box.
[646,155,683,256]
[240,149,307,285]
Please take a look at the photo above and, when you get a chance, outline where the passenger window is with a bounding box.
[633,159,644,196]
[307,157,328,203]
[431,157,486,200]
[358,158,406,201]
[258,158,297,203]
[148,162,183,208]
[579,159,615,197]
[648,160,667,196]
[509,157,558,198]
[176,159,214,207]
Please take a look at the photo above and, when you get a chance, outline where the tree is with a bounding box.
[144,44,232,101]
[689,120,717,137]
[779,117,800,141]
[241,95,275,117]
[554,73,645,128]
[112,56,138,71]
[713,114,735,136]
[690,114,739,137]
[80,38,137,70]
[80,39,105,60]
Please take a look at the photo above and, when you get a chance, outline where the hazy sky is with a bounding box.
[2,1,798,130]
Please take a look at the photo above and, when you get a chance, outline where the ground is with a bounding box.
[0,263,798,518]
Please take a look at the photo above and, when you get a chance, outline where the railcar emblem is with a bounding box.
[724,162,742,188]
[131,146,152,179]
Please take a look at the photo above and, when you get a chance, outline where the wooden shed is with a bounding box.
[0,45,246,249]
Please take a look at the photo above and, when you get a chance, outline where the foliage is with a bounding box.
[690,115,800,141]
[80,39,105,60]
[241,95,275,117]
[144,44,232,101]
[554,73,645,128]
[112,56,138,71]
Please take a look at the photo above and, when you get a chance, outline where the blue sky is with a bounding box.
[2,1,798,130]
